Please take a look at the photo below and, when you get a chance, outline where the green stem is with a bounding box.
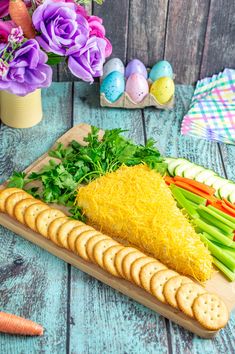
[208,205,235,224]
[212,257,235,282]
[200,233,235,271]
[195,219,235,248]
[171,185,206,205]
[170,185,198,219]
[198,204,235,229]
[197,209,234,236]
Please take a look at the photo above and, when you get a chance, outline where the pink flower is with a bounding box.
[87,16,112,58]
[0,20,15,45]
[0,0,9,18]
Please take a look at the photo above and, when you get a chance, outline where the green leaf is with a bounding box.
[7,172,26,189]
[47,53,64,66]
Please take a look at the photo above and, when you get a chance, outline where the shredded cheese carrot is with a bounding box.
[77,165,213,282]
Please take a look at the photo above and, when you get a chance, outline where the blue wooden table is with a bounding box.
[0,83,234,354]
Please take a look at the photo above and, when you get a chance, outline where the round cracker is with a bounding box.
[68,224,93,252]
[5,191,32,216]
[93,239,119,268]
[176,283,206,318]
[130,257,155,286]
[122,251,144,281]
[24,202,50,232]
[192,293,229,330]
[114,247,137,278]
[0,188,22,212]
[150,269,178,303]
[163,275,193,309]
[75,230,102,261]
[103,245,124,277]
[14,198,39,224]
[36,208,66,238]
[139,261,167,292]
[57,219,83,249]
[48,216,69,245]
[86,234,111,262]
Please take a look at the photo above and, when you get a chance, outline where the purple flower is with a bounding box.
[0,0,9,18]
[32,0,90,56]
[0,39,52,96]
[8,27,24,45]
[0,59,8,77]
[68,36,106,82]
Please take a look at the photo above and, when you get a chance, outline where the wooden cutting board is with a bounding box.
[0,123,234,339]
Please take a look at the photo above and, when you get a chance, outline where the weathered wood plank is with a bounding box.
[93,0,130,63]
[164,0,210,84]
[127,0,168,66]
[0,83,73,353]
[200,0,235,79]
[69,82,169,353]
[143,84,235,353]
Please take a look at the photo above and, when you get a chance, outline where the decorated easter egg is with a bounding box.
[102,58,125,80]
[100,71,125,103]
[150,77,175,104]
[125,59,148,79]
[126,73,149,103]
[149,60,173,82]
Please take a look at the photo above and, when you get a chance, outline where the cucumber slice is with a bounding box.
[204,174,219,187]
[229,191,235,204]
[165,157,175,165]
[174,162,193,177]
[168,158,188,176]
[212,177,229,191]
[183,165,205,179]
[195,170,216,183]
[218,183,235,200]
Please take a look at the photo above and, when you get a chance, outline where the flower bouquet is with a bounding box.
[0,0,111,128]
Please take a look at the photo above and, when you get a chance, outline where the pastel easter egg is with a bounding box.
[102,58,125,80]
[150,77,175,104]
[149,60,173,82]
[126,73,149,103]
[125,59,148,79]
[100,71,125,103]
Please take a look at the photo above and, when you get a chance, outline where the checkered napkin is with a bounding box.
[181,69,235,144]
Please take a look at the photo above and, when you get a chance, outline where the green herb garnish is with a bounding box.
[8,126,166,219]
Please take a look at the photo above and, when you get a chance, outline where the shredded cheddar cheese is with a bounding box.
[76,165,213,282]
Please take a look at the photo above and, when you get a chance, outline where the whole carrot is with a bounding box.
[9,0,36,39]
[0,311,43,336]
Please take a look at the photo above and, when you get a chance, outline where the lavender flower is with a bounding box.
[0,39,52,96]
[8,27,24,45]
[0,59,8,77]
[32,0,90,56]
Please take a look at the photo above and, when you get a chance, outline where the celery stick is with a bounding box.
[187,200,199,209]
[198,204,235,229]
[200,233,235,271]
[213,257,235,282]
[208,205,235,224]
[197,209,234,236]
[171,185,206,205]
[195,219,235,248]
[170,185,198,219]
[203,232,235,256]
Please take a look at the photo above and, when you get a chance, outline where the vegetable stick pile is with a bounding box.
[164,175,235,281]
[77,165,213,282]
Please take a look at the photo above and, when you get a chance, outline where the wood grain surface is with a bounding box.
[54,1,234,84]
[0,82,235,353]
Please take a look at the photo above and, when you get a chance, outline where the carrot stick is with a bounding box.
[223,198,235,210]
[221,202,235,217]
[173,176,216,195]
[174,181,217,204]
[0,311,43,336]
[164,176,175,185]
[9,0,36,39]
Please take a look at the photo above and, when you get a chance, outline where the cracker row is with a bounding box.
[0,187,229,331]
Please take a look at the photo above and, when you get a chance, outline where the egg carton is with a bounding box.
[100,92,174,109]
